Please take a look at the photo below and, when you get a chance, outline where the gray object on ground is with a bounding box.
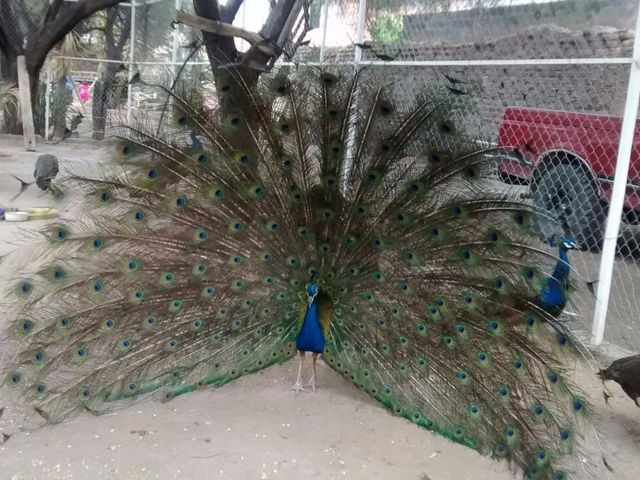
[34,154,59,190]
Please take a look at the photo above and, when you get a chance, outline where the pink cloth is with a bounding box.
[79,84,90,103]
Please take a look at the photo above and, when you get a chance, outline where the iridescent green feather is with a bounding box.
[0,68,588,479]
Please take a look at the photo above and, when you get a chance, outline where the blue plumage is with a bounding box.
[296,283,325,354]
[537,236,577,316]
[190,131,203,150]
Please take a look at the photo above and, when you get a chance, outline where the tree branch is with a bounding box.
[0,1,23,55]
[242,0,302,66]
[193,0,238,67]
[44,0,66,25]
[220,0,245,23]
[175,11,273,50]
[115,8,132,52]
[24,0,123,75]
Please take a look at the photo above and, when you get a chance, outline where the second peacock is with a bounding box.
[1,68,587,479]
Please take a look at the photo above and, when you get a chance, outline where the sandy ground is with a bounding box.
[0,136,640,480]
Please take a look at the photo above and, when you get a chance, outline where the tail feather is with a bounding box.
[0,67,590,478]
[10,174,33,200]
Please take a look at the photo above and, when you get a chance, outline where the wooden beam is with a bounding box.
[174,11,277,56]
[16,56,36,152]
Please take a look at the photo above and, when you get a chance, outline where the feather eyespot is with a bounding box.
[56,228,68,240]
[20,320,33,334]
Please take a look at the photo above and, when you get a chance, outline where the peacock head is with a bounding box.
[560,237,578,250]
[307,282,318,296]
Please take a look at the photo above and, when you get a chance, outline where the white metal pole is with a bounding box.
[126,1,137,123]
[341,0,367,193]
[319,0,330,63]
[353,0,366,64]
[44,64,52,141]
[171,0,183,76]
[240,0,247,51]
[591,8,640,346]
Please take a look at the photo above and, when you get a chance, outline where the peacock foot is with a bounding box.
[305,375,316,392]
[292,380,307,394]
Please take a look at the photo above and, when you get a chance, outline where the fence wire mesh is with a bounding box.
[4,0,640,352]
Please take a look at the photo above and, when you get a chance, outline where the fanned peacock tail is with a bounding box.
[1,67,590,479]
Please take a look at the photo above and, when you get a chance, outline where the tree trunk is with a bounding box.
[92,63,120,140]
[92,80,106,140]
[1,52,22,134]
[52,76,68,139]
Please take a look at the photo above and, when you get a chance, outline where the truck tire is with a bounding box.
[531,164,605,250]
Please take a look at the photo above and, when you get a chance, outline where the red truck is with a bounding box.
[497,107,640,248]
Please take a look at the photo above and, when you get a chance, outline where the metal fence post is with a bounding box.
[127,1,137,123]
[171,0,183,77]
[319,0,330,63]
[341,0,367,192]
[44,63,52,141]
[591,7,640,346]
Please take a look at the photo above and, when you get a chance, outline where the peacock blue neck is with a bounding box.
[296,282,325,353]
[551,246,571,281]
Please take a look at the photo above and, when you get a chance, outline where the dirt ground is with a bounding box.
[0,135,639,480]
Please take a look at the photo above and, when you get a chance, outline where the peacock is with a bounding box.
[598,354,640,407]
[0,67,592,479]
[536,235,578,317]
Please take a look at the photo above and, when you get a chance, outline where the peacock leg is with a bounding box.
[292,350,306,394]
[306,353,318,392]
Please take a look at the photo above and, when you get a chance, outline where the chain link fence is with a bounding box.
[8,0,640,353]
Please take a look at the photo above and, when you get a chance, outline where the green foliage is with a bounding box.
[371,13,404,41]
[0,81,19,117]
